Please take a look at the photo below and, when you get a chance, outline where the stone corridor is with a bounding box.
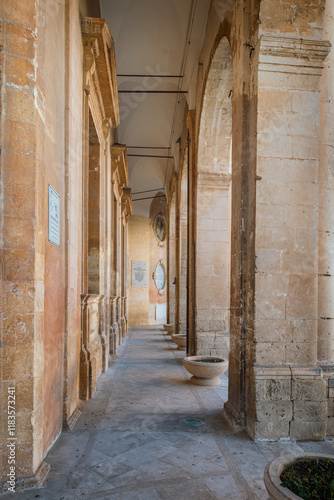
[13,326,334,500]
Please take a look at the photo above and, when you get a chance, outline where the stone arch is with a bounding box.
[198,37,232,176]
[195,36,232,360]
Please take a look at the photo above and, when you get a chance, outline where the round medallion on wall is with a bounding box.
[153,213,166,246]
[154,260,166,296]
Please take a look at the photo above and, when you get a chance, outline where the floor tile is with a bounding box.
[13,326,334,500]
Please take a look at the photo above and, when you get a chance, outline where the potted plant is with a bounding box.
[264,453,334,499]
[182,355,228,386]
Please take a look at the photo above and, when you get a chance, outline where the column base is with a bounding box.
[253,365,327,441]
[223,400,246,433]
[1,461,50,494]
[63,407,82,431]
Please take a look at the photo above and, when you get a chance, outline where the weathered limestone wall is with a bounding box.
[259,0,326,40]
[128,216,150,325]
[0,0,67,482]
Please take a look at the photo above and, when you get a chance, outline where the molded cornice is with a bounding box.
[82,17,120,128]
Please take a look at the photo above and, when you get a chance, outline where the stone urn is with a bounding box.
[171,334,187,350]
[182,356,228,386]
[163,323,175,334]
[264,453,334,500]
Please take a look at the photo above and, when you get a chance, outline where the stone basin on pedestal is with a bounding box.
[163,324,175,334]
[182,356,228,386]
[171,334,187,350]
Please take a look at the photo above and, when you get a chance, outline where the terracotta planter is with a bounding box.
[163,324,175,334]
[171,334,187,350]
[182,356,228,386]
[264,453,334,500]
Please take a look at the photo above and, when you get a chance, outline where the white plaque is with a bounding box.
[156,303,167,320]
[48,185,60,247]
[155,263,165,290]
[132,261,147,287]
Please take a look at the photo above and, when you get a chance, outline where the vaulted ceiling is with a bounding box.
[100,0,211,216]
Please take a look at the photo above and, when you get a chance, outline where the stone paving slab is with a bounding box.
[10,326,334,500]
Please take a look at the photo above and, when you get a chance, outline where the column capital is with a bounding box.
[197,171,231,189]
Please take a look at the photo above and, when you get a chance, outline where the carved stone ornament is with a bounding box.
[153,213,166,246]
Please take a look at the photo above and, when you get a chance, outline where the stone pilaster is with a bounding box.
[253,35,331,440]
[79,294,103,400]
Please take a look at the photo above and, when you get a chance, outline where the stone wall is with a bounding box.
[128,196,167,327]
[0,0,67,481]
[0,3,130,487]
[128,216,150,325]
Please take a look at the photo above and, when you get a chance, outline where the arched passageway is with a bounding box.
[2,0,334,491]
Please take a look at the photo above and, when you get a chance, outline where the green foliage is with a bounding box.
[197,359,222,363]
[280,458,334,499]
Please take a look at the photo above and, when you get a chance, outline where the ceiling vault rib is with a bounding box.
[127,146,170,150]
[117,75,184,78]
[128,154,173,159]
[118,90,188,94]
[132,195,166,202]
[132,188,165,195]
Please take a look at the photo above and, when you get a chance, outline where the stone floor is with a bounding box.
[13,326,334,499]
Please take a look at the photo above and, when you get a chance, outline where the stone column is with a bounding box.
[174,173,181,335]
[168,194,176,326]
[253,36,331,440]
[187,111,197,355]
[179,161,188,337]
